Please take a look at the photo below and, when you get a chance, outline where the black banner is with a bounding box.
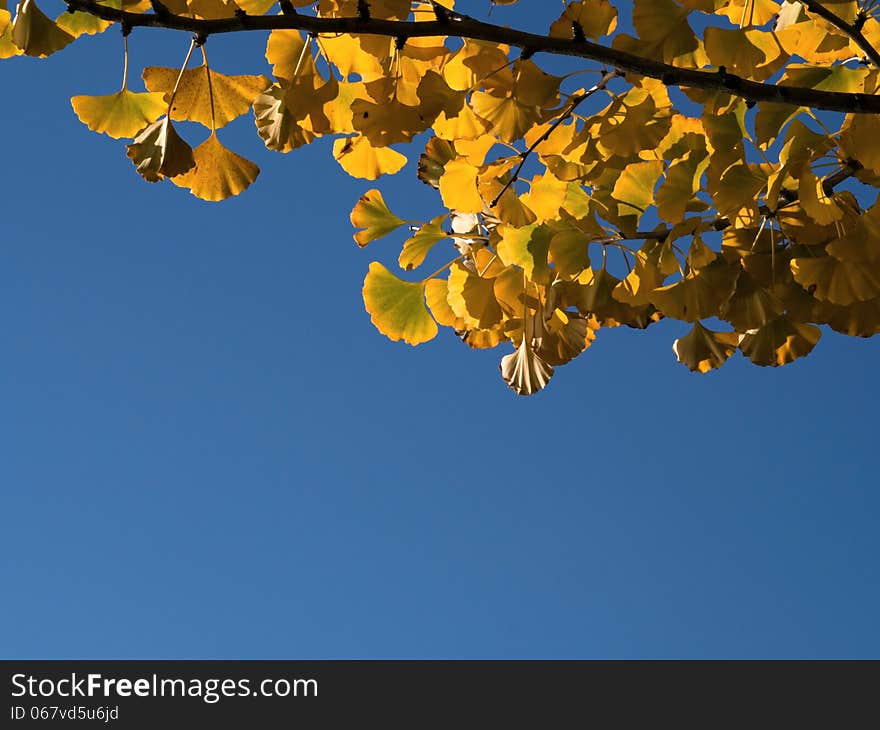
[3,661,878,726]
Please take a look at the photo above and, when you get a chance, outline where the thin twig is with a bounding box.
[490,71,617,207]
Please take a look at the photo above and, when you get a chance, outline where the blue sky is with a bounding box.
[1,1,878,659]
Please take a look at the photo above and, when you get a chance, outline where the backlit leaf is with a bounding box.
[362,262,438,346]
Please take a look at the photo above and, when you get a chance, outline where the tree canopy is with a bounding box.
[3,0,880,394]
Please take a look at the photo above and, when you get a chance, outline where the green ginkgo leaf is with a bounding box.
[362,262,438,346]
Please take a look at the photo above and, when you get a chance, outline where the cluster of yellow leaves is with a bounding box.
[5,0,880,393]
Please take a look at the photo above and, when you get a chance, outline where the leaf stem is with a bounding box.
[167,37,196,117]
[422,255,464,283]
[201,44,216,132]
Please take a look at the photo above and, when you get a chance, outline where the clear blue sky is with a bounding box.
[1,1,878,659]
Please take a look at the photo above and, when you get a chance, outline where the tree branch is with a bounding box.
[796,0,880,68]
[63,0,880,115]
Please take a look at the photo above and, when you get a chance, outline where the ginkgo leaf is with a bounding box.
[446,263,504,329]
[721,269,782,330]
[424,277,464,329]
[738,317,821,367]
[71,90,166,139]
[549,0,618,40]
[362,262,438,346]
[55,9,111,37]
[790,255,880,305]
[143,65,270,129]
[539,309,598,366]
[673,321,739,373]
[333,135,407,179]
[126,116,195,182]
[169,133,259,201]
[500,338,554,396]
[253,85,316,153]
[236,0,278,15]
[350,189,406,247]
[496,223,552,283]
[399,216,448,271]
[548,227,591,278]
[12,0,74,57]
[797,168,842,225]
[650,259,738,322]
[611,159,665,230]
[265,29,316,83]
[656,151,710,223]
[439,158,484,214]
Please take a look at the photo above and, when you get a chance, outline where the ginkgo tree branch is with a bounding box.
[796,0,880,68]
[64,0,880,115]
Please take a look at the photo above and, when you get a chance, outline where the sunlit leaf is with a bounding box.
[170,133,259,201]
[362,262,438,346]
[71,90,166,139]
[673,321,739,372]
[350,189,406,247]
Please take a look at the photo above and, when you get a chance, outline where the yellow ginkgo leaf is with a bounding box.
[790,255,880,306]
[424,277,464,329]
[253,85,316,153]
[439,158,484,213]
[399,216,448,271]
[738,317,821,367]
[548,228,591,278]
[71,89,166,139]
[0,2,21,58]
[265,29,316,83]
[496,223,552,284]
[12,0,74,57]
[798,168,842,225]
[549,0,617,40]
[236,0,277,15]
[55,9,111,37]
[332,135,407,180]
[142,65,270,129]
[611,159,665,229]
[350,189,406,247]
[170,133,259,202]
[672,321,739,373]
[539,309,598,366]
[126,116,195,182]
[362,262,438,346]
[446,263,504,330]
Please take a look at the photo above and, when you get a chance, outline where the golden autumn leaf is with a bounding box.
[362,262,438,346]
[333,135,407,180]
[12,0,73,57]
[439,158,484,214]
[71,90,166,139]
[738,317,821,367]
[399,216,448,271]
[350,189,406,247]
[170,133,259,202]
[253,85,316,153]
[673,322,739,373]
[142,65,270,129]
[55,10,111,37]
[549,0,618,40]
[126,116,195,182]
[446,263,504,330]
